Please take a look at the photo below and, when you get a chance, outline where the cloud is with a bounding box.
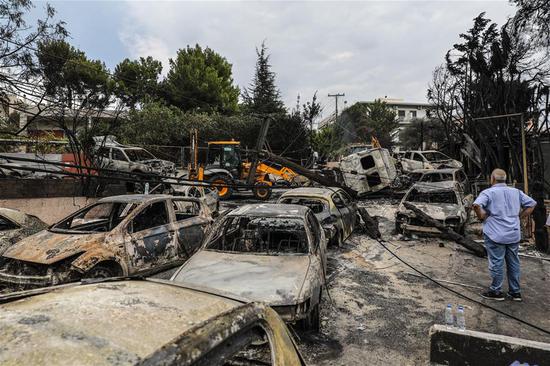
[117,0,515,118]
[118,32,172,73]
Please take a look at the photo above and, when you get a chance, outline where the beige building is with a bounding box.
[1,95,121,138]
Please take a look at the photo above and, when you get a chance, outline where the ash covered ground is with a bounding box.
[154,192,550,365]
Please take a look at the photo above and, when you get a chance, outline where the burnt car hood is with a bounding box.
[432,159,461,168]
[2,230,106,264]
[141,159,175,171]
[0,229,23,256]
[400,203,462,221]
[173,250,311,306]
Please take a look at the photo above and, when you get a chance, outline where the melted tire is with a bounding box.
[253,182,272,200]
[84,264,118,279]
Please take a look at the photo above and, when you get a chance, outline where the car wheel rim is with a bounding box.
[91,268,112,278]
[212,179,229,197]
[256,188,269,198]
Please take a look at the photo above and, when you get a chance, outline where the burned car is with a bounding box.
[408,168,470,194]
[396,181,471,235]
[172,203,327,331]
[399,150,462,173]
[0,208,47,255]
[0,279,305,365]
[278,187,357,246]
[170,183,220,215]
[0,195,212,289]
[94,136,176,176]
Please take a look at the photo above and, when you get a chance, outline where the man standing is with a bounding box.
[472,169,536,301]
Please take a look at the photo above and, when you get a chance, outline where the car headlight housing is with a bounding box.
[445,217,461,227]
[321,215,336,225]
[396,214,409,223]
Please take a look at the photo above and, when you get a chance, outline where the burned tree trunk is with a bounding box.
[259,150,358,198]
[403,202,487,258]
[532,180,549,253]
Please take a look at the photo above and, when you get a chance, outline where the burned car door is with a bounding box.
[338,189,357,236]
[203,187,219,213]
[171,199,210,256]
[125,200,177,272]
[331,191,352,240]
[306,211,326,274]
[411,152,427,170]
[96,147,112,170]
[456,169,470,194]
[111,148,132,173]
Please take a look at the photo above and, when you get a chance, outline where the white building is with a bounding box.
[319,97,434,146]
[318,97,433,131]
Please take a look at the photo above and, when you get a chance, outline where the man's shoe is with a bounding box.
[481,290,505,301]
[507,292,523,302]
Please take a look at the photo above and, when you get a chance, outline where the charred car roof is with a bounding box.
[280,187,341,199]
[228,203,310,218]
[411,168,461,174]
[408,181,458,193]
[97,194,200,204]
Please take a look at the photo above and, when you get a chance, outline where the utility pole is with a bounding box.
[420,118,424,151]
[328,93,345,125]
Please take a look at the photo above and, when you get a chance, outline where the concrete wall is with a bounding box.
[0,179,126,224]
[0,196,98,224]
[430,324,550,366]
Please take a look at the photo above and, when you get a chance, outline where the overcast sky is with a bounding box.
[35,0,516,118]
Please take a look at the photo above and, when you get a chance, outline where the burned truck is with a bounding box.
[338,147,397,196]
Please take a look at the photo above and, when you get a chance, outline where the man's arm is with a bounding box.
[473,192,489,221]
[519,190,537,219]
[473,204,488,221]
[520,206,535,219]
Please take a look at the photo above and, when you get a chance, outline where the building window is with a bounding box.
[398,110,405,120]
[409,110,417,118]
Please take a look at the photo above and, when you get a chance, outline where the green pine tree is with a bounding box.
[242,42,286,116]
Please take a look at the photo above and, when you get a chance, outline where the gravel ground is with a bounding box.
[291,199,550,365]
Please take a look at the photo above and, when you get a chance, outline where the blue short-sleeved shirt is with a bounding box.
[473,183,536,244]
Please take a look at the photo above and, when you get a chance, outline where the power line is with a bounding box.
[328,93,345,124]
[0,153,287,190]
[353,231,550,337]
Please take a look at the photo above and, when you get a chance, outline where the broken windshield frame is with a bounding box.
[419,173,454,183]
[405,189,458,204]
[0,215,19,231]
[124,148,156,162]
[50,202,139,234]
[204,215,310,255]
[278,197,329,214]
[422,151,451,162]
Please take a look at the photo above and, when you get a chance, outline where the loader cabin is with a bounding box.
[206,141,242,176]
